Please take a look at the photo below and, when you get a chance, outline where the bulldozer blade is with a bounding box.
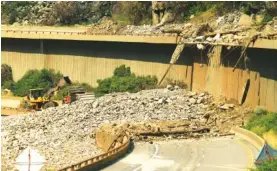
[58,76,72,87]
[63,76,72,85]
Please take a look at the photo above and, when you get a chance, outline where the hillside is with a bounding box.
[1,2,277,27]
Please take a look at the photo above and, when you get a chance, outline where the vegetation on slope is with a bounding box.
[245,110,277,137]
[1,64,14,90]
[250,158,277,171]
[1,2,276,26]
[245,107,277,150]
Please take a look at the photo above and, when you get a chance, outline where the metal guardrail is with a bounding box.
[58,137,131,171]
[1,29,86,35]
[1,29,178,37]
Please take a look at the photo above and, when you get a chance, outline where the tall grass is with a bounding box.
[245,112,277,137]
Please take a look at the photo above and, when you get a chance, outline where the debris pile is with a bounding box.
[2,87,249,170]
[86,18,125,34]
[86,12,277,47]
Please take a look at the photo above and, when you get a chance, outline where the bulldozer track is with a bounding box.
[1,106,35,115]
[1,106,19,111]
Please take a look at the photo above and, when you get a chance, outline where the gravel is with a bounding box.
[1,87,220,170]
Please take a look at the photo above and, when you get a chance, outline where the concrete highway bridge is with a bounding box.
[2,26,277,112]
[1,27,276,49]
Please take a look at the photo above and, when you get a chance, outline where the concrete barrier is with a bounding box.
[230,126,265,151]
[58,137,131,171]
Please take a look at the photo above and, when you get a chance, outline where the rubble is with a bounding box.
[1,87,250,170]
[85,11,276,47]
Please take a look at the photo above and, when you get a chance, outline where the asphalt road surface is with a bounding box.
[102,136,259,171]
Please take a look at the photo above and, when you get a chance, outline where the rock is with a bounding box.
[189,98,196,104]
[262,24,275,34]
[197,98,204,104]
[93,101,99,108]
[216,16,224,25]
[206,37,213,42]
[213,33,221,41]
[213,133,219,137]
[195,36,205,41]
[157,98,164,104]
[227,14,235,22]
[239,14,254,26]
[165,98,172,103]
[199,93,205,97]
[219,104,229,110]
[188,92,196,97]
[197,44,205,50]
[228,104,235,108]
[174,85,180,90]
[255,15,264,24]
[184,23,192,27]
[166,85,174,91]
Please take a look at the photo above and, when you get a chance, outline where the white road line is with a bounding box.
[132,144,159,171]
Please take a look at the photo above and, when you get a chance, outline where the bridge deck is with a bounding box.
[1,26,277,49]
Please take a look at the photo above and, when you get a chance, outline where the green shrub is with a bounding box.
[245,112,277,136]
[254,106,268,116]
[262,13,273,23]
[2,80,15,90]
[242,2,265,15]
[1,1,34,24]
[135,75,158,90]
[250,158,277,171]
[1,64,13,86]
[113,65,131,77]
[94,65,157,97]
[112,2,151,25]
[13,69,63,97]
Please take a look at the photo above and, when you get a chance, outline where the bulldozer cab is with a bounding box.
[29,88,47,100]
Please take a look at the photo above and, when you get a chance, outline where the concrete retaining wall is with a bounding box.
[1,38,277,112]
[191,46,277,112]
[1,38,189,87]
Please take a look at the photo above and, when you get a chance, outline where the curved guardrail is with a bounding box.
[230,126,265,151]
[58,137,131,171]
[231,126,277,165]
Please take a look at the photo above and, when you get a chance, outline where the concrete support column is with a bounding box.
[40,39,48,69]
[40,39,44,54]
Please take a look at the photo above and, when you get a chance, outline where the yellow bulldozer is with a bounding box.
[19,76,71,111]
